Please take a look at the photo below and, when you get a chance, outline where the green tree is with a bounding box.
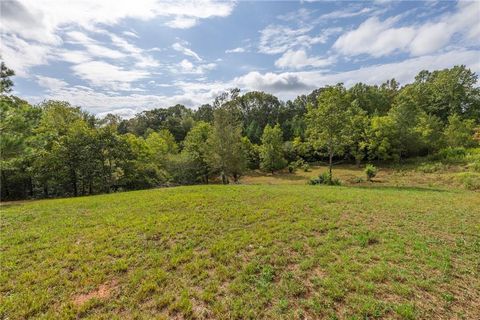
[306,84,351,180]
[410,65,480,121]
[207,89,246,184]
[444,114,477,148]
[0,61,15,94]
[259,124,287,173]
[183,121,213,183]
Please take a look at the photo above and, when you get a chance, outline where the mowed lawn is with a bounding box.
[1,185,479,319]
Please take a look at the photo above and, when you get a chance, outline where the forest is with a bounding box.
[1,63,479,200]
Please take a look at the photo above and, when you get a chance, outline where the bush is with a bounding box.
[364,164,378,181]
[287,163,296,173]
[433,147,467,163]
[308,172,341,186]
[350,176,365,184]
[302,163,311,172]
[416,162,446,173]
[468,160,480,173]
[457,172,480,190]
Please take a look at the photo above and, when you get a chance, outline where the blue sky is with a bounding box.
[1,0,479,118]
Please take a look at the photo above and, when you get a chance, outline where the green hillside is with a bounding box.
[1,185,479,319]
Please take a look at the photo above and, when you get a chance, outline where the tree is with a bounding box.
[194,104,214,123]
[444,114,477,148]
[410,65,480,121]
[0,61,15,94]
[183,121,213,183]
[237,91,282,143]
[207,89,246,184]
[259,124,287,173]
[346,103,369,166]
[306,84,351,181]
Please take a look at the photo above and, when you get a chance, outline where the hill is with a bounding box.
[1,185,479,319]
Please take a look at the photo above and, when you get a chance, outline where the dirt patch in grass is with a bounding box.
[72,279,118,306]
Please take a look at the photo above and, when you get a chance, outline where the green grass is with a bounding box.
[1,185,480,319]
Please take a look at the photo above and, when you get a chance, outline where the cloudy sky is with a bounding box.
[1,0,479,118]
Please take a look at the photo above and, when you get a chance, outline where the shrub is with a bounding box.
[457,172,480,190]
[350,176,365,184]
[434,147,467,163]
[309,172,341,186]
[287,163,296,173]
[416,162,446,173]
[364,164,378,182]
[468,160,480,173]
[302,163,311,172]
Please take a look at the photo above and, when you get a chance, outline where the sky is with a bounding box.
[1,0,479,118]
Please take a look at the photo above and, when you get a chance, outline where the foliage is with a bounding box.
[364,164,378,181]
[306,84,351,180]
[207,90,246,183]
[0,61,15,94]
[182,121,213,183]
[444,114,478,148]
[259,124,287,173]
[309,172,341,185]
[456,172,480,190]
[1,62,480,200]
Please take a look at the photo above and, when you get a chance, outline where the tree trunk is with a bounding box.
[43,183,49,198]
[221,171,228,184]
[1,171,9,199]
[29,177,34,197]
[355,156,361,168]
[89,179,93,195]
[70,168,78,197]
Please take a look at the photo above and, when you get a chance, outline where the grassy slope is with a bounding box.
[1,185,479,319]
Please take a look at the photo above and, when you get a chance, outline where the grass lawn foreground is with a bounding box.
[1,184,479,319]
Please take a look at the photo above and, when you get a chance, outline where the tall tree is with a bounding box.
[306,84,351,180]
[259,124,287,173]
[208,89,246,184]
[183,121,213,183]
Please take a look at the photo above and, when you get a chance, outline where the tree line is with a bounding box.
[1,62,479,200]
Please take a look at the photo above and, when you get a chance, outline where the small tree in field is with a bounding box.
[306,84,350,182]
[364,164,378,182]
[260,124,287,173]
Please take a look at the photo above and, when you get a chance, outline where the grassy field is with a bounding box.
[1,183,479,319]
[242,163,479,191]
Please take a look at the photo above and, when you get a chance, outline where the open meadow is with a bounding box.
[1,181,479,319]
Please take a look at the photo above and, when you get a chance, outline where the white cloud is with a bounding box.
[235,49,480,100]
[0,0,236,45]
[259,25,329,55]
[122,31,139,38]
[36,75,68,90]
[0,0,233,80]
[66,31,126,59]
[176,59,216,74]
[319,7,374,20]
[168,16,198,29]
[275,50,336,70]
[333,16,415,57]
[0,34,52,76]
[334,1,480,57]
[71,61,150,91]
[234,71,313,94]
[225,47,247,54]
[172,42,202,61]
[26,49,479,118]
